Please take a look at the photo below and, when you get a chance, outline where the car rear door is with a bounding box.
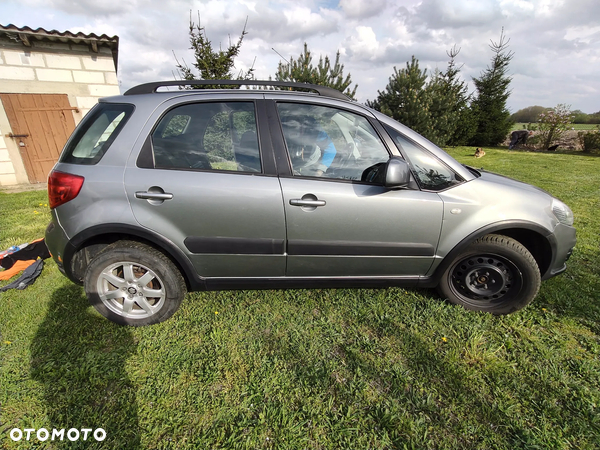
[124,96,286,278]
[270,99,444,278]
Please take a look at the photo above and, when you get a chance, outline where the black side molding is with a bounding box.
[288,240,435,257]
[184,236,285,255]
[184,237,434,257]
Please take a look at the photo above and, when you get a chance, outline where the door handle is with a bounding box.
[135,191,173,200]
[289,199,326,207]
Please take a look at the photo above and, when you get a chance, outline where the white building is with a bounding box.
[0,24,120,186]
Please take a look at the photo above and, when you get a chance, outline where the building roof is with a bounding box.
[0,24,119,70]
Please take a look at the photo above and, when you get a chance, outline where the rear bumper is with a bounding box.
[45,215,69,275]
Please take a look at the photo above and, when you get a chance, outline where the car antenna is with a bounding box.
[272,48,289,64]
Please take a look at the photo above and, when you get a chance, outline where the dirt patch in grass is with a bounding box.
[0,183,47,194]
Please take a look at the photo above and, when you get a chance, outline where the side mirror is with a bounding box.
[384,157,411,189]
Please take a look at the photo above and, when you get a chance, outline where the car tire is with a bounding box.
[84,241,186,326]
[437,234,541,315]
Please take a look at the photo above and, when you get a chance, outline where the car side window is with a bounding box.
[385,125,462,191]
[277,103,389,181]
[151,102,261,173]
[61,103,134,165]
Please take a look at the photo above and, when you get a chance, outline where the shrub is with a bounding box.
[537,104,573,149]
[525,133,542,148]
[577,128,600,153]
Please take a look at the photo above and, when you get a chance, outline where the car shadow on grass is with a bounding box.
[30,284,140,449]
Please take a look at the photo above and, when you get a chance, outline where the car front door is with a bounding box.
[125,98,286,278]
[273,101,444,278]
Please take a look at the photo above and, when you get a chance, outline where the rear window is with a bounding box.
[60,103,134,165]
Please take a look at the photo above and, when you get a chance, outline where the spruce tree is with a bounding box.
[470,29,514,146]
[427,46,476,146]
[275,43,357,99]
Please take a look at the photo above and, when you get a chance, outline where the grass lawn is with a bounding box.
[1,148,599,449]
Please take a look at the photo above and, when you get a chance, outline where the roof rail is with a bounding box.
[123,80,350,101]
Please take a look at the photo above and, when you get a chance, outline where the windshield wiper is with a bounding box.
[462,164,482,177]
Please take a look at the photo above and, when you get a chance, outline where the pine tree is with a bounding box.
[470,29,514,146]
[368,53,474,146]
[368,56,432,139]
[175,13,254,85]
[275,43,357,99]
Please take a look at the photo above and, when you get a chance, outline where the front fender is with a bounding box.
[422,220,556,287]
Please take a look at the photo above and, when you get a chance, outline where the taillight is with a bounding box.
[48,170,84,209]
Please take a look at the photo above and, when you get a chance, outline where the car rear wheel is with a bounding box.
[84,241,186,326]
[437,234,541,315]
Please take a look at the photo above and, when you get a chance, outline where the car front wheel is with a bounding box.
[84,241,186,326]
[437,234,541,315]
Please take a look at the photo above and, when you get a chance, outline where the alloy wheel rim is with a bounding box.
[97,261,166,319]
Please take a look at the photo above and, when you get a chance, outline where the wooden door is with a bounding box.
[1,93,77,183]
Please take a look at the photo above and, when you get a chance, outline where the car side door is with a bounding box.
[124,97,286,278]
[270,99,445,278]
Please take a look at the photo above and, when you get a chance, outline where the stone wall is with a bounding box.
[0,38,120,186]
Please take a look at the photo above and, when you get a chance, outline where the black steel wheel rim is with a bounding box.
[449,253,523,306]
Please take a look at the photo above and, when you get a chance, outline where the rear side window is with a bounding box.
[150,102,261,173]
[60,103,134,165]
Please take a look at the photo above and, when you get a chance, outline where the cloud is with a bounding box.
[18,0,168,18]
[343,26,382,61]
[2,0,599,112]
[339,0,388,20]
[413,0,505,30]
[248,3,339,42]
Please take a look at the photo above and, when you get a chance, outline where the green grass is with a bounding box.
[1,148,599,449]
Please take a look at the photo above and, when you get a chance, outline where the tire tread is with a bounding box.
[84,240,186,326]
[438,234,541,315]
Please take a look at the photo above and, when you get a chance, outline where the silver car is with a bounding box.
[45,80,576,326]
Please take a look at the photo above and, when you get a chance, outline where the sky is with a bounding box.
[1,0,599,114]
